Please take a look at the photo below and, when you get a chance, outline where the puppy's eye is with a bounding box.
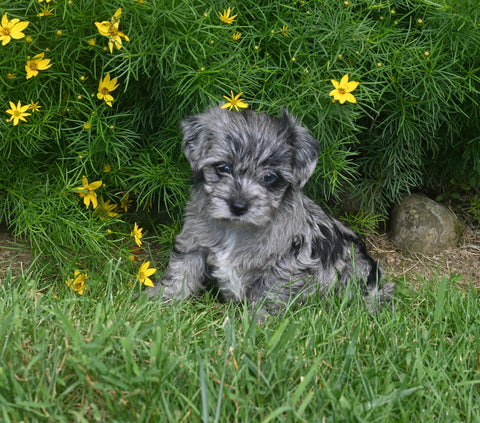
[216,164,232,175]
[263,173,278,185]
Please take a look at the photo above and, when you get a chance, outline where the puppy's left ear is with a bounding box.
[180,114,210,173]
[279,109,319,189]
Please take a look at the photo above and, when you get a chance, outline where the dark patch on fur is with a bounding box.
[171,246,186,258]
[191,169,205,185]
[311,224,343,266]
[290,234,305,257]
[265,174,289,192]
[259,154,288,169]
[365,261,381,288]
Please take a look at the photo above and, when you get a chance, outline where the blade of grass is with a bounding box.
[433,275,450,323]
[197,351,209,423]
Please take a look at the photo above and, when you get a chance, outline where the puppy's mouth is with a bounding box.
[208,197,271,227]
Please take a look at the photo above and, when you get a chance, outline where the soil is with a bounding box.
[1,201,479,288]
[0,231,33,279]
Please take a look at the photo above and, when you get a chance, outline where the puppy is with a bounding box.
[147,106,393,315]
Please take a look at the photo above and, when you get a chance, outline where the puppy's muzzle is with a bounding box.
[229,199,249,216]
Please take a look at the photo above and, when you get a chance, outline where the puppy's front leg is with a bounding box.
[245,276,301,319]
[146,247,207,301]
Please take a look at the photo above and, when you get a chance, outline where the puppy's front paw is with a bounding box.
[145,277,196,302]
[143,282,165,301]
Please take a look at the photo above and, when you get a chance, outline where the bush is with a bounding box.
[1,0,479,281]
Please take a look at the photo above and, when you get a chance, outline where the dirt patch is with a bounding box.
[367,228,480,289]
[0,232,32,279]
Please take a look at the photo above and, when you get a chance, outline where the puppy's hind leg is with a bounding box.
[146,247,208,301]
[365,280,395,312]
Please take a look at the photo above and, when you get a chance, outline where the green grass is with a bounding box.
[1,268,479,422]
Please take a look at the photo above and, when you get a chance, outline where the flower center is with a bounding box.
[74,279,84,289]
[0,27,10,36]
[100,87,110,95]
[338,88,347,95]
[13,110,22,117]
[29,62,38,71]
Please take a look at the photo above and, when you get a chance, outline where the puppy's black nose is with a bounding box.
[230,199,249,216]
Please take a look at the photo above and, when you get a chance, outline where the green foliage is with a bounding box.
[0,0,479,276]
[468,195,480,222]
[339,209,385,237]
[1,271,480,421]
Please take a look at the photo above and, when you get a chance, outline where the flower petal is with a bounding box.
[95,21,110,35]
[330,79,340,89]
[235,101,248,109]
[113,8,122,20]
[344,93,357,103]
[345,81,359,92]
[339,74,350,86]
[143,278,154,287]
[88,180,102,190]
[90,194,99,209]
[144,268,156,277]
[12,20,29,33]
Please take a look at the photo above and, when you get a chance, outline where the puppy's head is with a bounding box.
[181,106,319,226]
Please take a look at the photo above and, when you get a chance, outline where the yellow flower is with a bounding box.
[103,164,112,173]
[25,52,52,79]
[87,38,96,46]
[137,261,156,287]
[131,222,143,247]
[329,74,359,104]
[120,193,132,212]
[218,7,237,24]
[0,13,29,46]
[94,199,118,220]
[95,8,130,53]
[65,271,88,295]
[38,8,55,17]
[221,91,248,111]
[97,73,119,107]
[280,24,289,36]
[7,73,16,79]
[74,176,102,209]
[6,101,31,126]
[28,101,41,112]
[232,32,242,42]
[83,121,92,130]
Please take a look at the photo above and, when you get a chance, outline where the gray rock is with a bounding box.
[391,194,463,254]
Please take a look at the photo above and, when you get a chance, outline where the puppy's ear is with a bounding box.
[180,114,210,173]
[279,109,319,189]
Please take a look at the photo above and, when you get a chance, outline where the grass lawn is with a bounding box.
[1,267,479,422]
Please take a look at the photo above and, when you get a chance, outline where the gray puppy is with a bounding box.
[147,106,393,315]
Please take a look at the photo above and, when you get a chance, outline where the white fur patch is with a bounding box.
[210,233,246,301]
